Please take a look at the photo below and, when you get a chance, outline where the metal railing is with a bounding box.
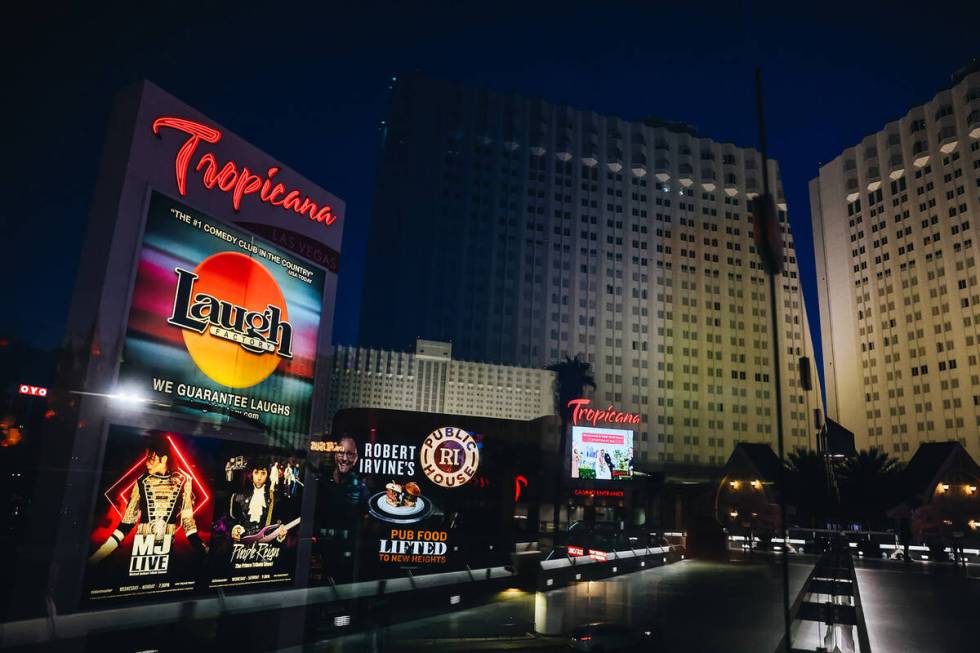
[777,547,872,653]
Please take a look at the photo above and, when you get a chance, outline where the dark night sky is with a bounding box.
[3,1,979,395]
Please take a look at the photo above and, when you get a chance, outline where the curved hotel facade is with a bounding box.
[812,63,980,460]
[362,75,824,467]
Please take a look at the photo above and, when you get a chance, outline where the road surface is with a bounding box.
[310,557,814,652]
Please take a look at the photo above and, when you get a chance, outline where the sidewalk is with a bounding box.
[358,633,566,651]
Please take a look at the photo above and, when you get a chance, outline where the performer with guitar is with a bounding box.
[229,458,296,544]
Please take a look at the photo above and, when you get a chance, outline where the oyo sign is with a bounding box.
[18,384,48,397]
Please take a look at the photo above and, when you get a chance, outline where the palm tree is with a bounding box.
[545,354,597,541]
[784,448,838,528]
[838,448,904,530]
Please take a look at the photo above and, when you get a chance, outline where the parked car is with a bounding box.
[568,622,656,651]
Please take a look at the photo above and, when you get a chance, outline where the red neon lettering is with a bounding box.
[152,117,336,227]
[216,161,239,192]
[514,474,528,502]
[315,205,336,224]
[260,168,280,200]
[282,190,302,211]
[268,183,287,205]
[152,117,221,195]
[568,398,641,426]
[196,153,220,188]
[232,167,263,211]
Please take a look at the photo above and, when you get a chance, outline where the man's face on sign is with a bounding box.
[335,439,358,474]
[146,450,168,475]
[252,468,268,489]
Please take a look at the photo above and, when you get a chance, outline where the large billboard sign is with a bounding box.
[37,81,345,614]
[571,426,634,480]
[312,426,495,582]
[117,191,324,440]
[83,426,305,605]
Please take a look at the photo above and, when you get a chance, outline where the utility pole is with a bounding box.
[752,68,792,653]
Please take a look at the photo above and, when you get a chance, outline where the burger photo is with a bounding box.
[403,482,421,507]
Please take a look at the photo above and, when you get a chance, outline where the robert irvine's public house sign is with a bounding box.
[32,80,345,615]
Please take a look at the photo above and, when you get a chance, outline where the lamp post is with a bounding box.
[753,68,792,653]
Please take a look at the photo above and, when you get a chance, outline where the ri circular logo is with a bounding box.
[419,427,480,488]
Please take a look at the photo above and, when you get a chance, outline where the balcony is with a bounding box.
[969,109,980,139]
[866,164,881,191]
[701,167,717,192]
[723,172,738,196]
[631,150,647,177]
[654,156,671,182]
[555,138,573,162]
[938,124,958,153]
[888,153,905,180]
[582,141,599,167]
[529,132,547,156]
[607,146,623,172]
[501,128,520,151]
[678,162,694,187]
[911,140,930,167]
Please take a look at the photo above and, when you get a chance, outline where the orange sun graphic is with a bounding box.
[179,252,287,388]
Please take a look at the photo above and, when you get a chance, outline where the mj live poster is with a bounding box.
[83,426,305,604]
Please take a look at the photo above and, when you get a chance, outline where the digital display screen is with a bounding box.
[118,191,324,441]
[571,426,633,480]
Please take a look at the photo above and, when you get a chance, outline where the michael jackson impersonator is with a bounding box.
[88,432,208,566]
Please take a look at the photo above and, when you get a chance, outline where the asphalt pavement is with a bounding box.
[855,558,980,653]
[309,556,815,653]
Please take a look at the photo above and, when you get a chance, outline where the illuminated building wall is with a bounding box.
[812,62,980,460]
[362,75,823,466]
[322,339,555,431]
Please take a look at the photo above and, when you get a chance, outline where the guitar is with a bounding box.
[241,517,301,544]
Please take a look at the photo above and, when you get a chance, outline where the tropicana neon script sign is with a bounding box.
[152,117,336,226]
[568,398,641,426]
